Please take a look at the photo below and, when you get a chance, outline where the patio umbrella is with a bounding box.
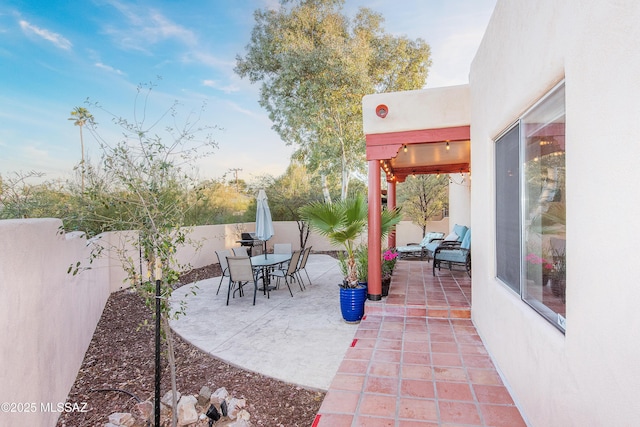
[255,189,274,258]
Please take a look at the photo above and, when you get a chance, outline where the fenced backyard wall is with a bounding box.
[0,219,111,427]
[0,218,446,426]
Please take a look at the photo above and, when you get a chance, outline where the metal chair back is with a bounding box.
[232,246,249,256]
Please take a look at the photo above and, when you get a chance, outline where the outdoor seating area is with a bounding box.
[220,246,314,305]
[170,254,526,426]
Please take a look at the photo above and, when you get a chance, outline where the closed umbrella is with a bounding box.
[255,189,274,258]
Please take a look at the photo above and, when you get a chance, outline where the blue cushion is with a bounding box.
[436,249,467,263]
[461,229,471,250]
[424,241,441,253]
[421,232,444,246]
[453,224,468,242]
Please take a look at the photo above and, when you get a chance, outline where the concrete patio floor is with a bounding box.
[169,254,359,390]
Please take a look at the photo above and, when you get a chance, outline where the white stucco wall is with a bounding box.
[448,174,471,231]
[469,1,640,426]
[0,219,110,427]
[362,84,470,135]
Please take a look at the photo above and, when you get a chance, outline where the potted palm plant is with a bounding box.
[300,195,401,322]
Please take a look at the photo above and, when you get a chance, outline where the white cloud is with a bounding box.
[19,20,72,50]
[23,145,50,160]
[188,51,235,70]
[203,79,239,94]
[103,0,197,50]
[95,62,124,75]
[225,100,264,120]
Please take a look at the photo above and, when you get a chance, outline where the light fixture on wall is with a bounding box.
[446,141,450,151]
[403,144,408,153]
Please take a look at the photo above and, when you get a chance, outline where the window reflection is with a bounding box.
[522,83,566,328]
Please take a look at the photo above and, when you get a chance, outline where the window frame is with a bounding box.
[494,80,566,333]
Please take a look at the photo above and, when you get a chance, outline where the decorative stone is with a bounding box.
[133,401,154,422]
[161,390,181,409]
[226,397,246,419]
[210,387,229,404]
[236,409,251,421]
[177,395,198,426]
[108,412,135,426]
[198,385,212,407]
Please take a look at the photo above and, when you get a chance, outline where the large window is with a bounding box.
[495,82,566,332]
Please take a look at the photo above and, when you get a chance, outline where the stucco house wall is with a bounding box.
[469,1,640,425]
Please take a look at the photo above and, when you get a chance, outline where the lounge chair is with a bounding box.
[396,232,445,260]
[433,229,471,276]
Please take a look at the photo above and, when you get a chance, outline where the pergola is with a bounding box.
[363,85,471,300]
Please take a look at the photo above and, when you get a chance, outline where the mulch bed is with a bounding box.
[56,260,329,427]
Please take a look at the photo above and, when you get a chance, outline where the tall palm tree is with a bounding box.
[300,194,401,287]
[68,107,94,193]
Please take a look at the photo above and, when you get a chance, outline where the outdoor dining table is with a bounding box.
[250,253,292,292]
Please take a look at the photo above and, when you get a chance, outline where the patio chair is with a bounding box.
[215,249,232,295]
[396,232,445,260]
[297,246,313,287]
[421,224,470,260]
[433,229,471,277]
[273,243,292,254]
[270,249,301,294]
[271,243,292,269]
[232,246,249,256]
[226,256,261,305]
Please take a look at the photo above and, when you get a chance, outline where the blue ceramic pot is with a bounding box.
[340,283,367,323]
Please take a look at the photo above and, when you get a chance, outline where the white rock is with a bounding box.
[177,395,198,426]
[161,390,181,409]
[108,412,134,426]
[210,387,229,404]
[237,409,251,421]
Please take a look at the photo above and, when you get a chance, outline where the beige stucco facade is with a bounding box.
[361,0,640,425]
[470,1,640,425]
[363,0,640,425]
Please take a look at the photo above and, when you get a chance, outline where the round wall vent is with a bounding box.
[376,104,388,118]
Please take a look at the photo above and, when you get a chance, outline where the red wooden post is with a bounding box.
[368,160,382,300]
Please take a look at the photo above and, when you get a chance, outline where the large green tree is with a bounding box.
[235,0,431,200]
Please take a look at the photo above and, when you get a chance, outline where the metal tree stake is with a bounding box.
[154,257,162,427]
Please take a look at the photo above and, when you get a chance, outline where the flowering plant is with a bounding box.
[525,253,553,274]
[382,249,399,276]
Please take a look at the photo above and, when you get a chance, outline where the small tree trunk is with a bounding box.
[321,175,332,204]
[163,316,179,427]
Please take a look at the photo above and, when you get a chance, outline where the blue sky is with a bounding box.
[0,0,495,184]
